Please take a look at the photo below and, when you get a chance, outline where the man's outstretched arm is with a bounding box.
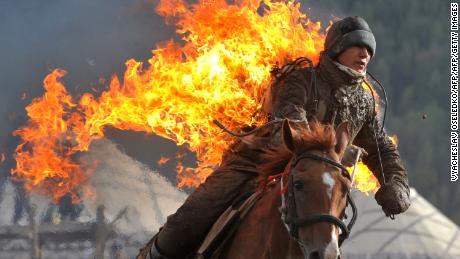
[354,115,411,216]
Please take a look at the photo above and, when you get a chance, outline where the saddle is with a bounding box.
[192,190,263,259]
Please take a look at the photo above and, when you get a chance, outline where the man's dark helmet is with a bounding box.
[325,16,376,59]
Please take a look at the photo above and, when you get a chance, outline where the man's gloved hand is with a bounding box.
[375,182,411,216]
[341,145,368,167]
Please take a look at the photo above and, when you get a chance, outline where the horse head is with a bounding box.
[279,119,353,259]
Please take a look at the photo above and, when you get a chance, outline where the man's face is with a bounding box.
[337,46,371,74]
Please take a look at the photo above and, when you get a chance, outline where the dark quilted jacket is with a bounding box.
[266,52,409,192]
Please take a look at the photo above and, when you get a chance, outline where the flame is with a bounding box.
[362,80,381,112]
[175,151,186,160]
[348,162,380,194]
[12,0,382,200]
[157,156,170,166]
[12,69,88,202]
[389,135,398,147]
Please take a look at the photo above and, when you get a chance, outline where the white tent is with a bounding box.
[341,188,460,259]
[79,139,187,237]
[0,138,187,235]
[0,139,188,258]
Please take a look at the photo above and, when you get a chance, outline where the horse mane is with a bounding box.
[257,120,336,189]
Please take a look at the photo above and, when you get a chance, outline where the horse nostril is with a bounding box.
[309,251,320,259]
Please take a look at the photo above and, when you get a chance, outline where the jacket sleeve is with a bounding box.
[269,68,309,147]
[353,112,409,191]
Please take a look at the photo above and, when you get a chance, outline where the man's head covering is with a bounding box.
[324,16,376,60]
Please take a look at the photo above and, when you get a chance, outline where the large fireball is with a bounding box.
[12,0,380,202]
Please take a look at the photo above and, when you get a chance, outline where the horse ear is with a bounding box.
[282,119,297,152]
[335,121,349,157]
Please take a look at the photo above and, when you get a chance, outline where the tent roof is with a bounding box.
[341,188,460,258]
[79,139,187,236]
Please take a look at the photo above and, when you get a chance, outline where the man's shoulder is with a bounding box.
[276,59,315,82]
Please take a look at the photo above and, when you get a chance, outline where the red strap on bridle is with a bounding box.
[267,172,288,182]
[267,161,292,195]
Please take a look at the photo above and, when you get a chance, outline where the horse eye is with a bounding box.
[293,181,304,190]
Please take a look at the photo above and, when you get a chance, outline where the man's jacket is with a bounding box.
[265,52,409,192]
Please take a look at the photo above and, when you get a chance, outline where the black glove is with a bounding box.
[375,182,411,216]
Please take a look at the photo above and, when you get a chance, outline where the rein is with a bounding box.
[269,152,358,247]
[212,118,358,247]
[212,118,308,138]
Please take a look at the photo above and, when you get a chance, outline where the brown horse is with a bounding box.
[216,119,355,259]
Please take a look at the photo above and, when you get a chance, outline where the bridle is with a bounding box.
[212,118,358,245]
[270,152,358,247]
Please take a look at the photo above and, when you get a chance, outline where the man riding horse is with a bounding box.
[140,16,411,259]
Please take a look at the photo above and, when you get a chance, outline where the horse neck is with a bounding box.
[258,181,283,217]
[250,181,303,257]
[224,180,303,258]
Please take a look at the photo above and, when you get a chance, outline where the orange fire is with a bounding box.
[175,151,187,160]
[348,162,380,194]
[13,0,381,201]
[157,156,170,166]
[362,80,382,113]
[12,69,88,202]
[389,135,398,147]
